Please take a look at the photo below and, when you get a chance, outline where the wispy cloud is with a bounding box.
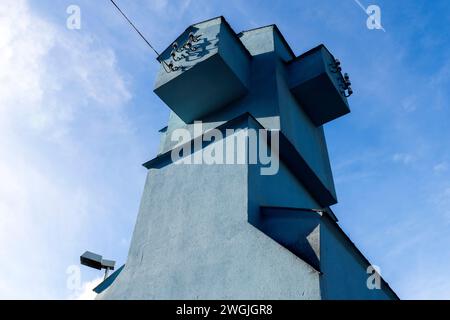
[1,0,449,300]
[0,0,135,299]
[392,153,415,165]
[71,277,103,300]
[433,162,448,173]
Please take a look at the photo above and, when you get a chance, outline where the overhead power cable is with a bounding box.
[109,0,161,58]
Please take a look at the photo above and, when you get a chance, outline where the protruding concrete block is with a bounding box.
[257,206,399,300]
[259,207,322,272]
[154,17,251,123]
[288,45,350,126]
[80,251,102,270]
[238,25,295,61]
[97,16,398,301]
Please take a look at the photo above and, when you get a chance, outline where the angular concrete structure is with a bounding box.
[96,17,398,300]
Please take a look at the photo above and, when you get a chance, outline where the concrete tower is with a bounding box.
[96,17,398,300]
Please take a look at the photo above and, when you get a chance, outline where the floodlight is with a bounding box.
[101,259,116,270]
[80,251,116,280]
[80,251,102,270]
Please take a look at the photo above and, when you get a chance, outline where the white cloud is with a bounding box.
[0,0,134,299]
[401,95,418,112]
[148,0,192,15]
[392,153,414,165]
[71,277,103,300]
[430,187,450,224]
[0,0,131,139]
[434,162,448,173]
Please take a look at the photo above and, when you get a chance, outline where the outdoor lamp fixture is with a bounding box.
[184,32,201,51]
[345,87,354,97]
[330,58,342,73]
[162,32,202,73]
[80,251,116,280]
[343,72,353,97]
[167,61,180,72]
[171,42,185,61]
[329,58,353,97]
[172,32,202,53]
[293,208,328,215]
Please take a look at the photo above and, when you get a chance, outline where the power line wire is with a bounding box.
[109,0,161,58]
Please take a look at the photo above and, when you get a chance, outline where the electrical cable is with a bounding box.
[109,0,161,59]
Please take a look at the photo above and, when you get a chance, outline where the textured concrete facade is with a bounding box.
[99,131,322,299]
[97,17,398,300]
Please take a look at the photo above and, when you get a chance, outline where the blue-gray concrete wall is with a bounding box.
[99,117,397,299]
[245,117,396,299]
[99,131,321,299]
[276,59,336,199]
[320,216,397,300]
[97,17,398,300]
[157,24,336,205]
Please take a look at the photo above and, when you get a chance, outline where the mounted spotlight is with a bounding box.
[171,50,186,62]
[344,73,351,86]
[184,41,193,51]
[80,251,116,280]
[330,58,342,73]
[168,61,179,71]
[342,73,353,97]
[185,32,201,51]
[345,86,353,97]
[188,32,195,42]
[161,33,202,73]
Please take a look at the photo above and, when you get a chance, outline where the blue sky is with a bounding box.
[0,0,449,299]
